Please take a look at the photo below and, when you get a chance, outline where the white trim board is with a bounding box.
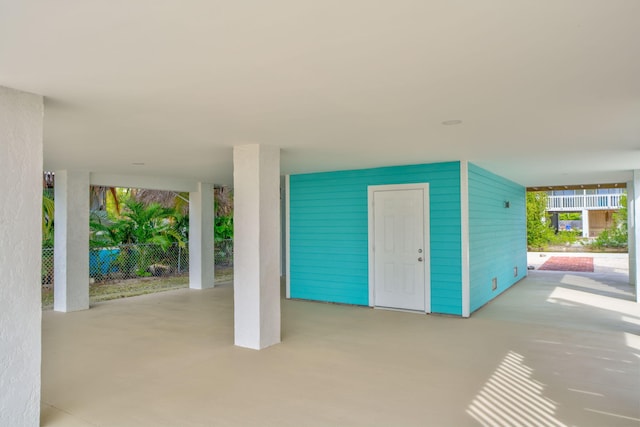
[285,175,291,299]
[367,183,431,313]
[460,161,471,317]
[90,172,199,192]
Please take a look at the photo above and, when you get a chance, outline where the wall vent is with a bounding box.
[492,277,498,291]
[514,266,518,277]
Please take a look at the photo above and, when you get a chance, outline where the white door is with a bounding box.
[372,186,428,311]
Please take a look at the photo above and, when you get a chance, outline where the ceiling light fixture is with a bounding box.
[442,120,462,126]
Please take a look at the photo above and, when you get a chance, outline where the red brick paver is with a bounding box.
[538,256,594,272]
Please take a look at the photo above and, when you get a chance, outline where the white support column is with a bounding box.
[0,86,43,427]
[627,180,635,285]
[233,144,281,350]
[629,173,640,303]
[54,170,90,312]
[189,182,215,289]
[581,209,589,238]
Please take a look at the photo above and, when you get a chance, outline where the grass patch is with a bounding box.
[42,267,233,310]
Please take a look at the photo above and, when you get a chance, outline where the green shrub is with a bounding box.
[591,195,627,249]
[559,212,581,221]
[591,226,627,249]
[214,215,233,241]
[549,230,581,246]
[527,192,555,249]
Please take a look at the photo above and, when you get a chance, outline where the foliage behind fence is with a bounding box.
[42,240,233,286]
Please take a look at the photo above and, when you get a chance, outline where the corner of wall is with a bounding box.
[460,161,470,318]
[285,175,291,298]
[466,163,528,314]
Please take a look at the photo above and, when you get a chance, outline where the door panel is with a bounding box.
[373,188,426,311]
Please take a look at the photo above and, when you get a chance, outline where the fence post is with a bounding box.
[177,244,182,274]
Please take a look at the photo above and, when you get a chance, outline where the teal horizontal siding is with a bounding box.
[289,161,462,315]
[468,163,527,313]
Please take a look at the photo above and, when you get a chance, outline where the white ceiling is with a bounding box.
[1,1,639,187]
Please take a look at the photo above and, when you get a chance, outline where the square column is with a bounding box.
[233,144,281,349]
[581,209,589,238]
[189,182,215,289]
[54,170,90,312]
[0,86,43,427]
[629,173,640,303]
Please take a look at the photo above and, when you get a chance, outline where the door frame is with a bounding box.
[367,183,431,313]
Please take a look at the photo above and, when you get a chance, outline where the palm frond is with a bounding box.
[42,193,55,245]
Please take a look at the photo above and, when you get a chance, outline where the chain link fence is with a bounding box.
[42,247,54,288]
[41,239,233,286]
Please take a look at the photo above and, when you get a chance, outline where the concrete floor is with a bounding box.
[42,257,639,426]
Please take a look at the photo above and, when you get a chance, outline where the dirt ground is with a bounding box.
[537,244,627,253]
[42,267,233,309]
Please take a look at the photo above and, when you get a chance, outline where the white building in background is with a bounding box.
[546,187,626,237]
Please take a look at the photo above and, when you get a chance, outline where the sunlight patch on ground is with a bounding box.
[567,388,603,397]
[584,408,640,423]
[558,274,634,298]
[548,285,640,317]
[467,351,567,427]
[622,315,640,326]
[625,332,640,353]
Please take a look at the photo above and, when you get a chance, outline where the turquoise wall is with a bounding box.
[289,162,463,315]
[468,163,527,313]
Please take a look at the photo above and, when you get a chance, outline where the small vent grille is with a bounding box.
[492,277,498,291]
[514,266,518,277]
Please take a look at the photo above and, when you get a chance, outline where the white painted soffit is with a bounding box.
[0,1,638,186]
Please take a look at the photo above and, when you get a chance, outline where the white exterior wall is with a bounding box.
[189,182,215,289]
[0,86,43,426]
[233,144,281,349]
[54,170,90,312]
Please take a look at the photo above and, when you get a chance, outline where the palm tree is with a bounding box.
[132,186,232,217]
[41,173,121,243]
[132,186,234,243]
[42,193,55,247]
[91,200,183,247]
[90,186,120,214]
[90,200,186,278]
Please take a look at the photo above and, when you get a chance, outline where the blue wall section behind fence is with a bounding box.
[468,163,527,313]
[89,248,120,276]
[289,161,463,315]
